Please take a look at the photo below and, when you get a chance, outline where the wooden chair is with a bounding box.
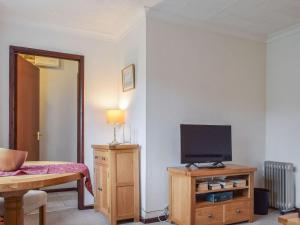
[0,190,47,225]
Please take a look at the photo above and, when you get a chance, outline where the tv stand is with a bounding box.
[168,164,256,225]
[185,162,226,169]
[209,162,226,168]
[185,163,201,169]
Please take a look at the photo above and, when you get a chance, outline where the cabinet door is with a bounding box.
[99,164,109,215]
[115,152,135,219]
[94,164,101,212]
[95,164,109,215]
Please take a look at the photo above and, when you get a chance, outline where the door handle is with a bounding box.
[37,131,43,141]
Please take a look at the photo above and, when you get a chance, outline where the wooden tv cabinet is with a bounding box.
[168,164,256,225]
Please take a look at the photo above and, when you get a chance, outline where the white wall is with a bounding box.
[0,21,119,204]
[117,18,147,215]
[266,29,300,207]
[39,59,77,163]
[146,17,266,214]
[0,16,268,216]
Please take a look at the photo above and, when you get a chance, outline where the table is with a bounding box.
[279,213,300,225]
[0,161,82,225]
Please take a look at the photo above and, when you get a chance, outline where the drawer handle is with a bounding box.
[95,156,99,159]
[98,187,102,191]
[208,213,213,218]
[236,209,241,214]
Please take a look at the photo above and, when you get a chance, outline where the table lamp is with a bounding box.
[106,109,125,146]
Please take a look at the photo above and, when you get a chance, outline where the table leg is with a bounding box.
[2,191,27,225]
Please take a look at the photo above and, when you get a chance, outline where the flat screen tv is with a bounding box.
[181,124,232,166]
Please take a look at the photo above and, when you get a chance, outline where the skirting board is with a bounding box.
[82,204,94,210]
[140,208,168,223]
[140,216,168,224]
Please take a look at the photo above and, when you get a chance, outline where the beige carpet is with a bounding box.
[25,209,281,225]
[25,192,281,225]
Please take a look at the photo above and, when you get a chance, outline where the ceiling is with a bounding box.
[148,0,300,41]
[0,0,162,40]
[1,0,300,41]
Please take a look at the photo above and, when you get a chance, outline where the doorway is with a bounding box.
[9,46,87,209]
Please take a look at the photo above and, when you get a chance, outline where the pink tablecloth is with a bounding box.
[0,163,93,195]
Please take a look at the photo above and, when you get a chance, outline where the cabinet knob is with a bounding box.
[208,213,213,218]
[236,209,241,214]
[95,156,99,159]
[98,187,102,191]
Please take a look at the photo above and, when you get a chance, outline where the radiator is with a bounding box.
[264,161,295,213]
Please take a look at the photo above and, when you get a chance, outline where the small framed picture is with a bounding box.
[122,64,135,92]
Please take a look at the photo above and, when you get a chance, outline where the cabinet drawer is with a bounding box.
[224,201,250,224]
[195,206,223,225]
[94,151,108,165]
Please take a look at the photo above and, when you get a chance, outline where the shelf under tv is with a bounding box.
[196,196,250,208]
[196,186,249,194]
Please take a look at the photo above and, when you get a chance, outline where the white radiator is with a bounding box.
[264,161,295,213]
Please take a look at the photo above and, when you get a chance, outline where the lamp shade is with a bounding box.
[106,109,125,125]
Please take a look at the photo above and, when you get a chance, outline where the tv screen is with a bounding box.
[180,124,232,164]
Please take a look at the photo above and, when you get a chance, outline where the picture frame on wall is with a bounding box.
[122,64,135,92]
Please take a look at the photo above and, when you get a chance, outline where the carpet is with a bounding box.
[25,208,281,225]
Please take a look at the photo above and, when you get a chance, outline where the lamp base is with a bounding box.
[109,126,122,146]
[109,140,121,146]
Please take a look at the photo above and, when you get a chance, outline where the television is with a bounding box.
[180,124,232,167]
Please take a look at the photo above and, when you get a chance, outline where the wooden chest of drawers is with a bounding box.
[224,201,250,224]
[195,200,251,225]
[168,165,256,225]
[92,144,140,225]
[195,205,223,225]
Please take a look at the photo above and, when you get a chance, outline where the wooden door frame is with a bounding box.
[9,45,89,210]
